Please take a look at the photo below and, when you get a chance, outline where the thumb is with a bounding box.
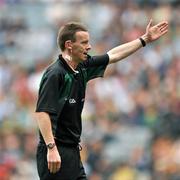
[146,19,153,31]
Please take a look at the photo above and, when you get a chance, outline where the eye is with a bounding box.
[81,41,88,45]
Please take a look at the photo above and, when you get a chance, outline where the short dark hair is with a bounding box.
[57,22,88,51]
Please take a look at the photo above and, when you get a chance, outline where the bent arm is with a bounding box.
[107,19,168,64]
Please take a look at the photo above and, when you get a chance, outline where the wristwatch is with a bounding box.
[46,142,56,150]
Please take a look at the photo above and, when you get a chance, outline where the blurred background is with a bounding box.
[0,0,180,180]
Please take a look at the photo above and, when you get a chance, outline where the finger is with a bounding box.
[159,29,168,37]
[52,161,61,174]
[160,25,168,32]
[157,21,168,28]
[147,19,153,30]
[158,24,168,31]
[48,161,53,173]
[160,23,168,28]
[52,162,58,173]
[57,161,61,171]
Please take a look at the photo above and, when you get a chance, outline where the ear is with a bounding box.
[65,40,72,51]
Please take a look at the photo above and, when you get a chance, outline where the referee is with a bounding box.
[35,20,168,180]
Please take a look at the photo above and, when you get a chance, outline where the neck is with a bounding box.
[62,52,78,71]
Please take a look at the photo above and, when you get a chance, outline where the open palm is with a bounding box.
[146,19,168,42]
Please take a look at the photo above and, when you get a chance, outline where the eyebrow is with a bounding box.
[81,40,89,43]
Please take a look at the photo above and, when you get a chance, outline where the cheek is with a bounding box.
[73,49,80,56]
[73,46,83,55]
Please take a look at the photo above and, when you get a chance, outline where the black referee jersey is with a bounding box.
[36,54,109,145]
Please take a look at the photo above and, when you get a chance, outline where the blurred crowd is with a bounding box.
[0,0,180,180]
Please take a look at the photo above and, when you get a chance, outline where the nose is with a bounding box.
[87,43,92,51]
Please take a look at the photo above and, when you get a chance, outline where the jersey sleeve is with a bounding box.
[83,54,109,81]
[35,70,62,115]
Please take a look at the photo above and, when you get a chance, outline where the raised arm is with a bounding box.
[107,19,168,64]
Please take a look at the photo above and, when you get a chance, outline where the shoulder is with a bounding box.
[42,60,65,80]
[47,59,65,74]
[79,54,109,68]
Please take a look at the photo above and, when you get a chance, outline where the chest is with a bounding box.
[62,71,86,102]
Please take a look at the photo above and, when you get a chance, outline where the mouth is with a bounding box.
[83,52,88,56]
[83,52,88,59]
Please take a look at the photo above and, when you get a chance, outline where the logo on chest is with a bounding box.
[69,98,76,104]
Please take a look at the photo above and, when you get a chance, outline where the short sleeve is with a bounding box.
[83,54,109,81]
[36,71,62,114]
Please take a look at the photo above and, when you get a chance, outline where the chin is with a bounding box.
[83,55,88,60]
[77,55,87,62]
[80,57,86,61]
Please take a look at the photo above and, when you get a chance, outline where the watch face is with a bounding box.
[47,143,55,149]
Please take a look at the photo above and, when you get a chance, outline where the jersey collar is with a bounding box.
[58,55,79,74]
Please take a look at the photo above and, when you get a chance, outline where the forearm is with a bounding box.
[35,112,55,145]
[107,36,148,64]
[35,112,61,173]
[107,19,168,64]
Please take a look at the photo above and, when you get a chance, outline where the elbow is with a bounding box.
[107,52,115,64]
[107,52,122,64]
[34,112,49,120]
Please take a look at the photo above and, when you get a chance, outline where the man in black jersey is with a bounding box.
[35,20,168,180]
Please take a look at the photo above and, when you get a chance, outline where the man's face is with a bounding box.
[71,31,91,63]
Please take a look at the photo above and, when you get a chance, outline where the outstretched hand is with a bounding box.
[143,19,168,43]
